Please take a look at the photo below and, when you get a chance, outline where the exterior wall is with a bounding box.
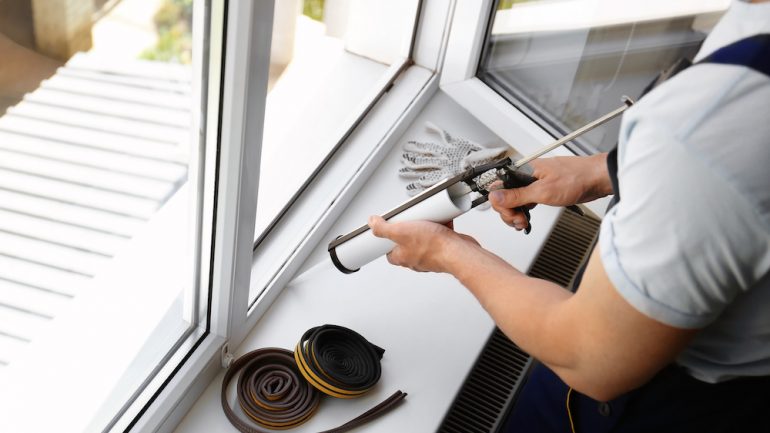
[31,0,93,60]
[0,0,35,50]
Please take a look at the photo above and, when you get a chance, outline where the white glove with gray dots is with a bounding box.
[398,122,508,196]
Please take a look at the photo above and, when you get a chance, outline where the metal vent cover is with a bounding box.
[437,209,600,433]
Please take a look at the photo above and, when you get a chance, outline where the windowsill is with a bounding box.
[174,91,563,432]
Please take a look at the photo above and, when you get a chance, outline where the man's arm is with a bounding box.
[448,238,697,401]
[369,216,697,401]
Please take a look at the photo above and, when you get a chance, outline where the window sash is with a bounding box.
[440,0,613,217]
[114,1,456,430]
[105,0,265,430]
[246,1,426,308]
[242,0,460,324]
[476,0,728,154]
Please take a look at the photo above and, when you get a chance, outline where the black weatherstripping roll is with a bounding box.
[221,325,406,433]
[294,325,385,399]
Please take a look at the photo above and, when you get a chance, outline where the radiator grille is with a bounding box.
[529,209,599,288]
[437,209,600,433]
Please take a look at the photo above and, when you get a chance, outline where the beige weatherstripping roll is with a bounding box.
[329,183,472,273]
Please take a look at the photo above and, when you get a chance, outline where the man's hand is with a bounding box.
[489,153,613,230]
[368,216,480,273]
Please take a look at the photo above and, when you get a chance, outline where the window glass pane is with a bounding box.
[0,0,212,429]
[249,0,418,303]
[479,0,729,153]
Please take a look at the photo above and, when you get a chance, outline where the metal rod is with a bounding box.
[514,96,635,168]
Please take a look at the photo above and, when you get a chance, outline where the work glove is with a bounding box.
[398,122,508,196]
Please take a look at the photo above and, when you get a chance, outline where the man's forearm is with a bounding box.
[585,152,614,201]
[443,239,579,371]
[439,236,696,401]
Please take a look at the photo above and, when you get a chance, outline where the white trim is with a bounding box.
[411,0,455,71]
[208,0,271,341]
[0,0,231,428]
[183,0,207,325]
[439,0,493,85]
[193,0,224,329]
[105,326,208,433]
[439,0,569,156]
[127,334,226,433]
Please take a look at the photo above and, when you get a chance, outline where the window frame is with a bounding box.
[119,0,736,429]
[113,1,458,431]
[473,0,729,156]
[441,0,570,156]
[440,0,611,217]
[59,1,592,430]
[109,0,271,431]
[0,1,244,431]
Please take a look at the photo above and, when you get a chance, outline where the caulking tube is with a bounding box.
[328,183,473,273]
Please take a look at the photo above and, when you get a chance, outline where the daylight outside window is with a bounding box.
[0,0,217,430]
[478,0,730,153]
[249,0,420,304]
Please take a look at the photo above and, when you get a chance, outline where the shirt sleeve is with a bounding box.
[599,117,770,329]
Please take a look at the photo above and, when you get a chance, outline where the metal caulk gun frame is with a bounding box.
[328,96,634,273]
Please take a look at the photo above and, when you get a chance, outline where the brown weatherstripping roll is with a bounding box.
[221,325,406,433]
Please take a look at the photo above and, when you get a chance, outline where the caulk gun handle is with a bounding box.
[501,170,536,235]
[499,170,584,235]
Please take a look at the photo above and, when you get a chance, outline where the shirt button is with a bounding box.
[598,402,612,417]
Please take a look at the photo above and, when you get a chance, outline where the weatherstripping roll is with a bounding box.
[221,325,406,433]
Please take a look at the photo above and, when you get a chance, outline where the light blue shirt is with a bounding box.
[599,0,770,383]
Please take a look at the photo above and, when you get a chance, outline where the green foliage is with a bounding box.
[498,0,537,10]
[140,0,193,64]
[303,0,324,21]
[141,0,325,63]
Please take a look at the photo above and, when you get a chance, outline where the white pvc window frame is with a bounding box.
[441,0,573,159]
[0,1,238,431]
[104,1,611,430]
[105,1,270,431]
[106,1,459,431]
[440,0,611,217]
[108,1,589,430]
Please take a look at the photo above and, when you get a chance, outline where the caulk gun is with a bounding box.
[328,97,634,274]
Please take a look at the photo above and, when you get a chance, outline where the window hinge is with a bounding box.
[221,342,234,369]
